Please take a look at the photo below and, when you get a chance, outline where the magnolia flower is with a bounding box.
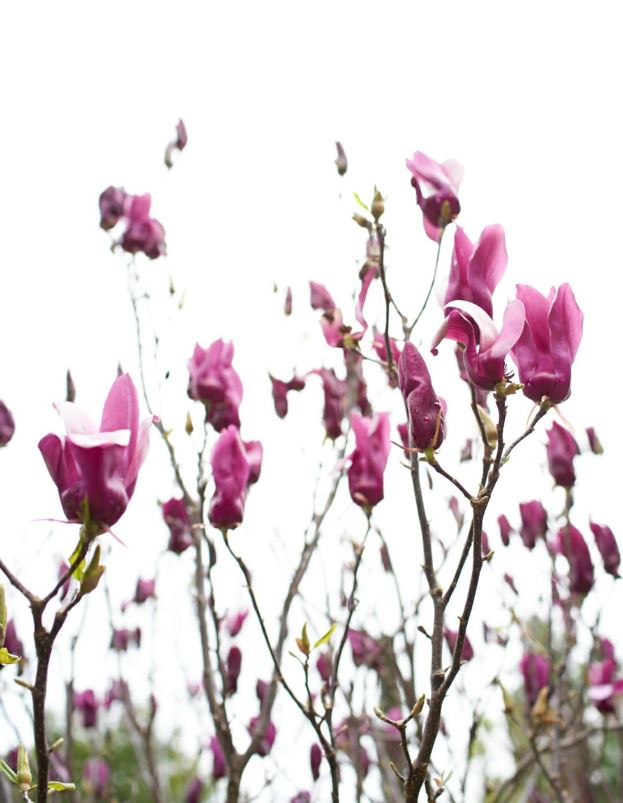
[511,283,583,403]
[520,653,551,706]
[590,522,620,576]
[553,525,595,595]
[519,501,548,550]
[188,340,243,431]
[347,412,391,509]
[209,736,226,779]
[162,497,194,554]
[208,426,251,529]
[74,689,99,728]
[269,375,306,419]
[0,401,15,446]
[247,717,277,757]
[444,225,507,317]
[406,151,463,241]
[398,342,445,450]
[546,421,580,488]
[432,299,526,390]
[39,374,153,529]
[444,628,474,661]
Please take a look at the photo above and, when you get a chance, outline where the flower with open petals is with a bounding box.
[39,375,153,529]
[444,225,507,317]
[406,151,463,241]
[511,284,583,403]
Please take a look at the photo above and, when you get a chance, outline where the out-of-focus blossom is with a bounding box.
[208,427,252,529]
[247,717,277,757]
[432,300,525,390]
[354,264,378,331]
[335,142,347,176]
[348,413,391,509]
[225,646,242,695]
[519,501,548,550]
[310,743,322,780]
[209,735,226,779]
[134,578,156,604]
[586,427,604,455]
[520,653,551,706]
[588,659,623,714]
[57,561,71,601]
[546,421,579,487]
[504,573,518,595]
[553,525,595,595]
[243,440,263,485]
[600,638,616,662]
[316,652,332,683]
[120,193,166,260]
[406,151,463,241]
[99,186,127,230]
[83,758,110,798]
[256,679,269,705]
[164,119,188,168]
[348,630,382,670]
[498,514,513,546]
[284,286,293,316]
[310,368,347,440]
[444,225,507,317]
[444,628,474,661]
[188,340,243,431]
[345,351,372,418]
[2,620,23,659]
[398,342,446,450]
[291,793,311,803]
[512,284,583,404]
[481,531,490,555]
[184,776,204,803]
[103,679,128,709]
[74,689,99,728]
[226,610,249,637]
[460,438,473,462]
[590,522,620,576]
[269,375,306,419]
[0,401,15,446]
[39,374,153,530]
[111,627,141,652]
[162,497,194,554]
[309,281,336,312]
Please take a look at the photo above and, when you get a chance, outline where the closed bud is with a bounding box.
[411,694,426,717]
[477,405,497,447]
[352,213,371,230]
[81,545,105,595]
[66,370,76,402]
[17,745,32,789]
[335,142,347,176]
[371,188,384,221]
[185,412,194,435]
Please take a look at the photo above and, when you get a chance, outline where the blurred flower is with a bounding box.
[162,497,194,554]
[444,225,507,317]
[74,689,99,728]
[546,421,579,487]
[348,630,382,670]
[269,375,306,419]
[225,646,242,695]
[188,340,243,431]
[39,374,153,529]
[335,142,347,176]
[134,577,156,604]
[209,736,226,779]
[519,501,548,549]
[83,758,109,798]
[247,717,277,757]
[553,524,595,595]
[98,186,127,231]
[0,401,15,446]
[520,653,551,706]
[284,286,293,315]
[120,193,166,259]
[110,627,141,652]
[444,628,474,661]
[309,281,336,312]
[310,743,322,781]
[348,412,391,509]
[316,652,332,683]
[310,368,347,440]
[498,514,513,546]
[586,426,604,455]
[2,620,23,658]
[226,609,249,637]
[590,522,620,576]
[184,776,204,803]
[208,427,251,529]
[588,659,623,714]
[406,151,462,241]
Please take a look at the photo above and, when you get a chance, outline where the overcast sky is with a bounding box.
[1,1,622,799]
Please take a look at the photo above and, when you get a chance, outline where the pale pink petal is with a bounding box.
[68,430,131,449]
[444,300,499,350]
[486,300,526,360]
[469,224,507,295]
[54,402,98,435]
[442,159,464,191]
[549,283,583,363]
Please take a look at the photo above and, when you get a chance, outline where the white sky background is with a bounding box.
[1,1,623,800]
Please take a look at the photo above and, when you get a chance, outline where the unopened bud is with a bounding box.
[477,405,497,447]
[371,188,384,221]
[411,694,426,717]
[81,545,105,595]
[352,213,371,230]
[335,142,347,176]
[17,745,32,789]
[185,412,194,435]
[66,370,76,403]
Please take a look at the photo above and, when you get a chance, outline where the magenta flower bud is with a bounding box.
[175,119,188,151]
[103,679,128,709]
[600,638,616,662]
[209,736,226,779]
[372,327,402,366]
[406,151,463,241]
[226,609,249,637]
[588,659,623,714]
[348,412,391,509]
[398,342,446,450]
[134,578,156,604]
[309,281,336,312]
[3,620,23,658]
[111,627,141,652]
[310,743,322,781]
[0,401,15,446]
[98,185,127,230]
[38,374,153,529]
[520,653,551,706]
[511,283,583,404]
[335,141,348,176]
[208,427,251,529]
[397,422,409,458]
[432,300,526,390]
[243,440,263,485]
[188,340,243,431]
[256,679,269,705]
[120,193,166,260]
[348,630,382,670]
[444,225,507,317]
[83,758,110,798]
[162,497,194,554]
[444,628,474,661]
[590,522,620,577]
[498,514,513,546]
[310,368,347,440]
[291,794,311,803]
[546,421,579,487]
[586,427,604,455]
[316,651,332,683]
[481,530,490,556]
[184,777,203,803]
[519,501,548,549]
[284,286,293,315]
[554,525,595,595]
[225,647,242,696]
[504,573,518,595]
[247,717,277,757]
[74,689,99,728]
[269,374,306,419]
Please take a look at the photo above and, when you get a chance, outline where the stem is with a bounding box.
[407,228,445,336]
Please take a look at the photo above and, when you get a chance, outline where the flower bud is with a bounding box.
[0,401,15,447]
[17,745,32,789]
[335,142,347,176]
[371,188,384,221]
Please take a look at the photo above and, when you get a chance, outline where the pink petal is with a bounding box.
[486,300,526,360]
[54,402,97,435]
[443,300,499,350]
[469,224,507,296]
[549,283,583,364]
[68,430,131,449]
[101,375,139,439]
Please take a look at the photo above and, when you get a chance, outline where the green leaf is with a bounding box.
[0,647,19,665]
[0,759,17,784]
[67,539,86,583]
[48,781,77,793]
[353,192,369,211]
[313,623,336,649]
[295,622,310,656]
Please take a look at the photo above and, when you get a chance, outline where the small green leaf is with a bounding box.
[48,781,77,793]
[67,539,86,583]
[353,192,369,211]
[0,647,19,665]
[295,622,310,656]
[313,623,336,649]
[0,759,17,784]
[80,545,105,595]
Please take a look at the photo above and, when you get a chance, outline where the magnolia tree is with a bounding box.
[0,124,620,803]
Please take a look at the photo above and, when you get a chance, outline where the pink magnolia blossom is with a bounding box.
[209,735,226,779]
[316,652,332,683]
[39,374,153,529]
[243,439,263,485]
[162,497,194,554]
[256,679,269,705]
[269,374,306,419]
[511,283,583,403]
[406,151,463,241]
[590,522,621,577]
[120,193,167,259]
[0,401,15,446]
[588,659,623,714]
[188,340,243,431]
[83,758,110,798]
[309,281,336,312]
[444,225,507,317]
[310,368,347,440]
[226,609,249,637]
[398,342,446,450]
[110,627,141,651]
[134,578,156,604]
[553,524,595,595]
[498,514,513,547]
[164,119,189,169]
[247,717,277,757]
[2,620,23,658]
[520,653,551,706]
[184,777,204,803]
[74,689,99,728]
[546,421,579,487]
[348,412,391,509]
[348,630,383,670]
[586,426,604,455]
[444,628,474,661]
[372,327,401,366]
[432,299,526,390]
[310,743,322,781]
[519,501,548,549]
[208,426,251,529]
[98,186,127,230]
[225,646,242,695]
